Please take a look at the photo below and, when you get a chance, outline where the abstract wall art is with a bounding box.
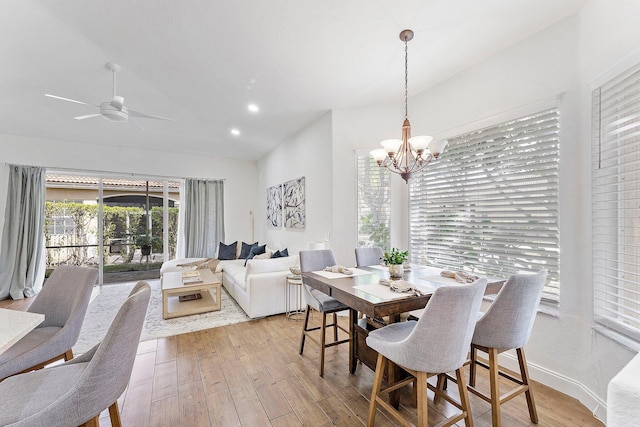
[283,177,305,229]
[266,184,282,227]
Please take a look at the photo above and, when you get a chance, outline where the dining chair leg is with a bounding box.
[319,312,328,377]
[299,305,311,355]
[434,373,446,404]
[81,416,99,427]
[109,401,122,427]
[456,368,474,427]
[332,312,338,341]
[64,349,74,362]
[488,347,501,427]
[517,347,538,423]
[367,353,386,427]
[469,345,478,387]
[416,370,428,427]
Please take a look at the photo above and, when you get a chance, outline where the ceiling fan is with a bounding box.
[45,62,171,124]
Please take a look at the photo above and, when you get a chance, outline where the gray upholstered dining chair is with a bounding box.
[354,247,384,267]
[0,281,151,427]
[366,279,487,427]
[0,265,98,381]
[299,249,350,377]
[467,270,547,427]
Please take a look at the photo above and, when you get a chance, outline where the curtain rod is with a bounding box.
[3,162,226,182]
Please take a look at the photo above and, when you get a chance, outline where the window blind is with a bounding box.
[356,154,391,251]
[409,107,560,303]
[592,63,640,341]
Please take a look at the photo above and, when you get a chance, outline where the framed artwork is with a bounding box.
[266,184,282,227]
[283,177,305,229]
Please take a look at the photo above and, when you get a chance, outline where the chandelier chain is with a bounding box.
[404,38,409,119]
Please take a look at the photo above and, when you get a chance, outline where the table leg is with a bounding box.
[349,308,357,374]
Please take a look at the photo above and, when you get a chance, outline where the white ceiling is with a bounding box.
[0,0,586,161]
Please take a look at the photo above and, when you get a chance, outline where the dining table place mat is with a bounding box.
[418,275,461,286]
[312,268,372,279]
[352,284,413,300]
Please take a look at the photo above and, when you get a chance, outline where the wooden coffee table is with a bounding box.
[162,269,222,319]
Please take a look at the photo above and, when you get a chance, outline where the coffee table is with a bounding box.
[162,269,222,319]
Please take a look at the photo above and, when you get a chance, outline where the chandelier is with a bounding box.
[370,29,447,183]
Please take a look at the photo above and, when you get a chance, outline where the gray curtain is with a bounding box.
[182,179,225,258]
[0,165,46,300]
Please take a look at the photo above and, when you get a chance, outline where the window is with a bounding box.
[592,63,640,341]
[356,153,391,251]
[409,107,560,303]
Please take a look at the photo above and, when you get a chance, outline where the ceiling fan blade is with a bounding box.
[45,94,98,108]
[111,95,125,110]
[73,113,102,120]
[128,118,143,131]
[128,109,171,121]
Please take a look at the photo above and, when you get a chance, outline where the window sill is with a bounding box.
[593,325,640,352]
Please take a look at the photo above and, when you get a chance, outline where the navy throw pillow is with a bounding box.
[272,248,289,258]
[245,244,267,265]
[239,241,258,259]
[218,241,238,260]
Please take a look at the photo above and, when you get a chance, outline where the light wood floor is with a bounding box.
[1,297,604,427]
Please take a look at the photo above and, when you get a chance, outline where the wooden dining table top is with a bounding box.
[301,265,504,319]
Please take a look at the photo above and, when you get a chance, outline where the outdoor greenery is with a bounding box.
[359,214,390,250]
[45,201,179,270]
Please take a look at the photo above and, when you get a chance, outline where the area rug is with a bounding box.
[74,279,249,354]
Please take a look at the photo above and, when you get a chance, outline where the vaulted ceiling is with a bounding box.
[0,0,586,160]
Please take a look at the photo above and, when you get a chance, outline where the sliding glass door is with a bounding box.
[44,173,180,283]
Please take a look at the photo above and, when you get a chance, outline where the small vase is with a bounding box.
[389,264,404,279]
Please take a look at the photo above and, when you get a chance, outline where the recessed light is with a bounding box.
[230,128,240,136]
[248,104,259,113]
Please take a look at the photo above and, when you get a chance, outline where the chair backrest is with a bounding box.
[472,270,547,350]
[355,247,383,267]
[393,279,487,373]
[28,265,98,329]
[299,250,336,272]
[72,281,151,419]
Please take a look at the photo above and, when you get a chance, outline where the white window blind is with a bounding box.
[356,153,391,251]
[592,63,640,341]
[409,107,560,303]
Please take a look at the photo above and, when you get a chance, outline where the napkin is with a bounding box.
[440,270,480,283]
[324,265,354,275]
[378,279,425,295]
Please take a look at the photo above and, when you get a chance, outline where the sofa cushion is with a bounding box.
[218,241,238,260]
[253,250,273,260]
[245,255,298,277]
[239,241,258,259]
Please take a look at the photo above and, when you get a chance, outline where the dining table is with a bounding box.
[301,264,505,406]
[0,308,45,355]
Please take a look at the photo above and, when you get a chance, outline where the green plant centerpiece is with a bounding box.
[382,247,409,279]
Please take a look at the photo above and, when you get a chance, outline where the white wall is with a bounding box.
[0,134,258,255]
[256,0,640,421]
[256,112,333,255]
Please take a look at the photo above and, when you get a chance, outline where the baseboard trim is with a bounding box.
[498,353,607,424]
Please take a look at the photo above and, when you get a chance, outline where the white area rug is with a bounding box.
[74,279,249,354]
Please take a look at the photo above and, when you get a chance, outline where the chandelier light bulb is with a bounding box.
[371,29,445,183]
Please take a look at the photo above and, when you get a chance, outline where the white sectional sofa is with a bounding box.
[160,254,299,319]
